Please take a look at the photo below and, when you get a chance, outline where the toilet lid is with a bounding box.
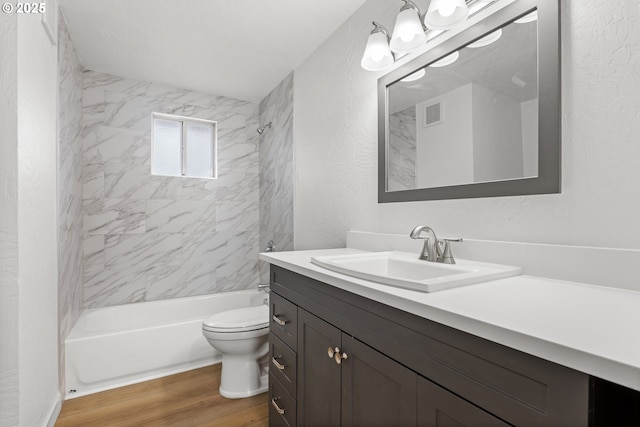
[203,305,269,331]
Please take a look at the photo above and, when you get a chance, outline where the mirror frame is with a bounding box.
[378,0,560,203]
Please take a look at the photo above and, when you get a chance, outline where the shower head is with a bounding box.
[257,122,272,135]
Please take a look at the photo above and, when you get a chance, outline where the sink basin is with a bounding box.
[310,251,522,292]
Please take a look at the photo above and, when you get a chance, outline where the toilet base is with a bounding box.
[219,374,268,399]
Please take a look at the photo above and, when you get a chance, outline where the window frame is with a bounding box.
[151,112,218,179]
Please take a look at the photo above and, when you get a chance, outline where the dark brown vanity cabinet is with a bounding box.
[297,309,418,426]
[268,266,593,426]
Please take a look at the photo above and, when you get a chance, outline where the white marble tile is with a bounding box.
[83,198,146,235]
[182,229,258,266]
[80,71,267,306]
[145,262,217,301]
[218,140,259,177]
[81,163,104,200]
[258,73,294,248]
[83,235,104,268]
[216,199,259,233]
[83,126,150,166]
[83,70,143,95]
[84,266,146,308]
[388,106,417,191]
[104,92,180,132]
[180,178,217,201]
[104,163,182,200]
[59,14,85,344]
[104,233,183,272]
[145,199,215,234]
[215,258,259,292]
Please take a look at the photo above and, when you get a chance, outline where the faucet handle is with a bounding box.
[437,238,463,264]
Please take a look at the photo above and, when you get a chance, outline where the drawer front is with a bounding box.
[270,292,297,350]
[269,333,297,398]
[269,373,297,427]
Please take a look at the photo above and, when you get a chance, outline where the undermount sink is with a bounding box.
[310,251,522,292]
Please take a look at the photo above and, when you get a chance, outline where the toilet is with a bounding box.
[202,304,269,398]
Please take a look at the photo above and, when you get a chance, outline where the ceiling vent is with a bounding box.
[424,102,443,127]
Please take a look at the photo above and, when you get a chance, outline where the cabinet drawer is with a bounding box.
[270,292,297,350]
[269,333,297,398]
[269,373,297,427]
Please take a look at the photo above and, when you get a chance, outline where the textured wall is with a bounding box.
[16,11,60,426]
[0,12,19,427]
[81,71,260,308]
[294,0,640,250]
[258,73,294,283]
[58,13,84,396]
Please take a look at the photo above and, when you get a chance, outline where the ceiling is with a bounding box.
[58,0,368,102]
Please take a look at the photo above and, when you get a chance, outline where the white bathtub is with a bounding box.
[65,290,268,399]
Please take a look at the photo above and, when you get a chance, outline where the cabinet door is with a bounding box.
[341,334,417,427]
[297,309,342,427]
[417,377,511,427]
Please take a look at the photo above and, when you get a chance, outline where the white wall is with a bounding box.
[294,0,640,250]
[471,83,523,183]
[16,12,60,427]
[416,84,474,188]
[0,11,19,427]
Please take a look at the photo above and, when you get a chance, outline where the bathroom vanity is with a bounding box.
[262,247,640,427]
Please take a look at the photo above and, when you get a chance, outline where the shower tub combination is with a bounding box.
[65,289,267,398]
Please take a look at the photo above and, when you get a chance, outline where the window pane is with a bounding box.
[153,118,182,176]
[185,123,214,178]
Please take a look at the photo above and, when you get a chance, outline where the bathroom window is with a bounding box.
[151,113,217,179]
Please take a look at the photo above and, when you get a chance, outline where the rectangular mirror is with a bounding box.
[378,0,560,202]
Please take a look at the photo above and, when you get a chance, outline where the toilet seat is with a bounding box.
[203,305,269,333]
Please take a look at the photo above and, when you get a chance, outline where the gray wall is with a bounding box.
[81,71,261,307]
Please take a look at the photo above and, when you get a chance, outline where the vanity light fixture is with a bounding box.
[361,0,497,71]
[389,1,427,54]
[424,0,469,30]
[400,68,426,82]
[466,28,502,48]
[515,10,538,23]
[428,51,460,67]
[361,22,395,71]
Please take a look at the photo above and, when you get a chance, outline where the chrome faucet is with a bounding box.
[409,226,463,264]
[409,225,439,262]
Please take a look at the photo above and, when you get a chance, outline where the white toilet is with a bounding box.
[202,304,269,398]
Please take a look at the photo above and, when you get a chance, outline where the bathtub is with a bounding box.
[65,289,268,399]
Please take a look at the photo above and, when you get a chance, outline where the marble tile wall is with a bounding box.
[258,73,294,283]
[82,71,260,308]
[57,14,84,392]
[388,106,417,191]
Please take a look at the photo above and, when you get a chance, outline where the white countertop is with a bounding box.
[261,248,640,392]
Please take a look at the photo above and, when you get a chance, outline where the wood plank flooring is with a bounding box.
[55,365,268,427]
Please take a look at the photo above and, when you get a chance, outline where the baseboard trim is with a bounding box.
[46,394,61,427]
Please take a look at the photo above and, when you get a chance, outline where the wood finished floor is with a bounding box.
[55,365,268,427]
